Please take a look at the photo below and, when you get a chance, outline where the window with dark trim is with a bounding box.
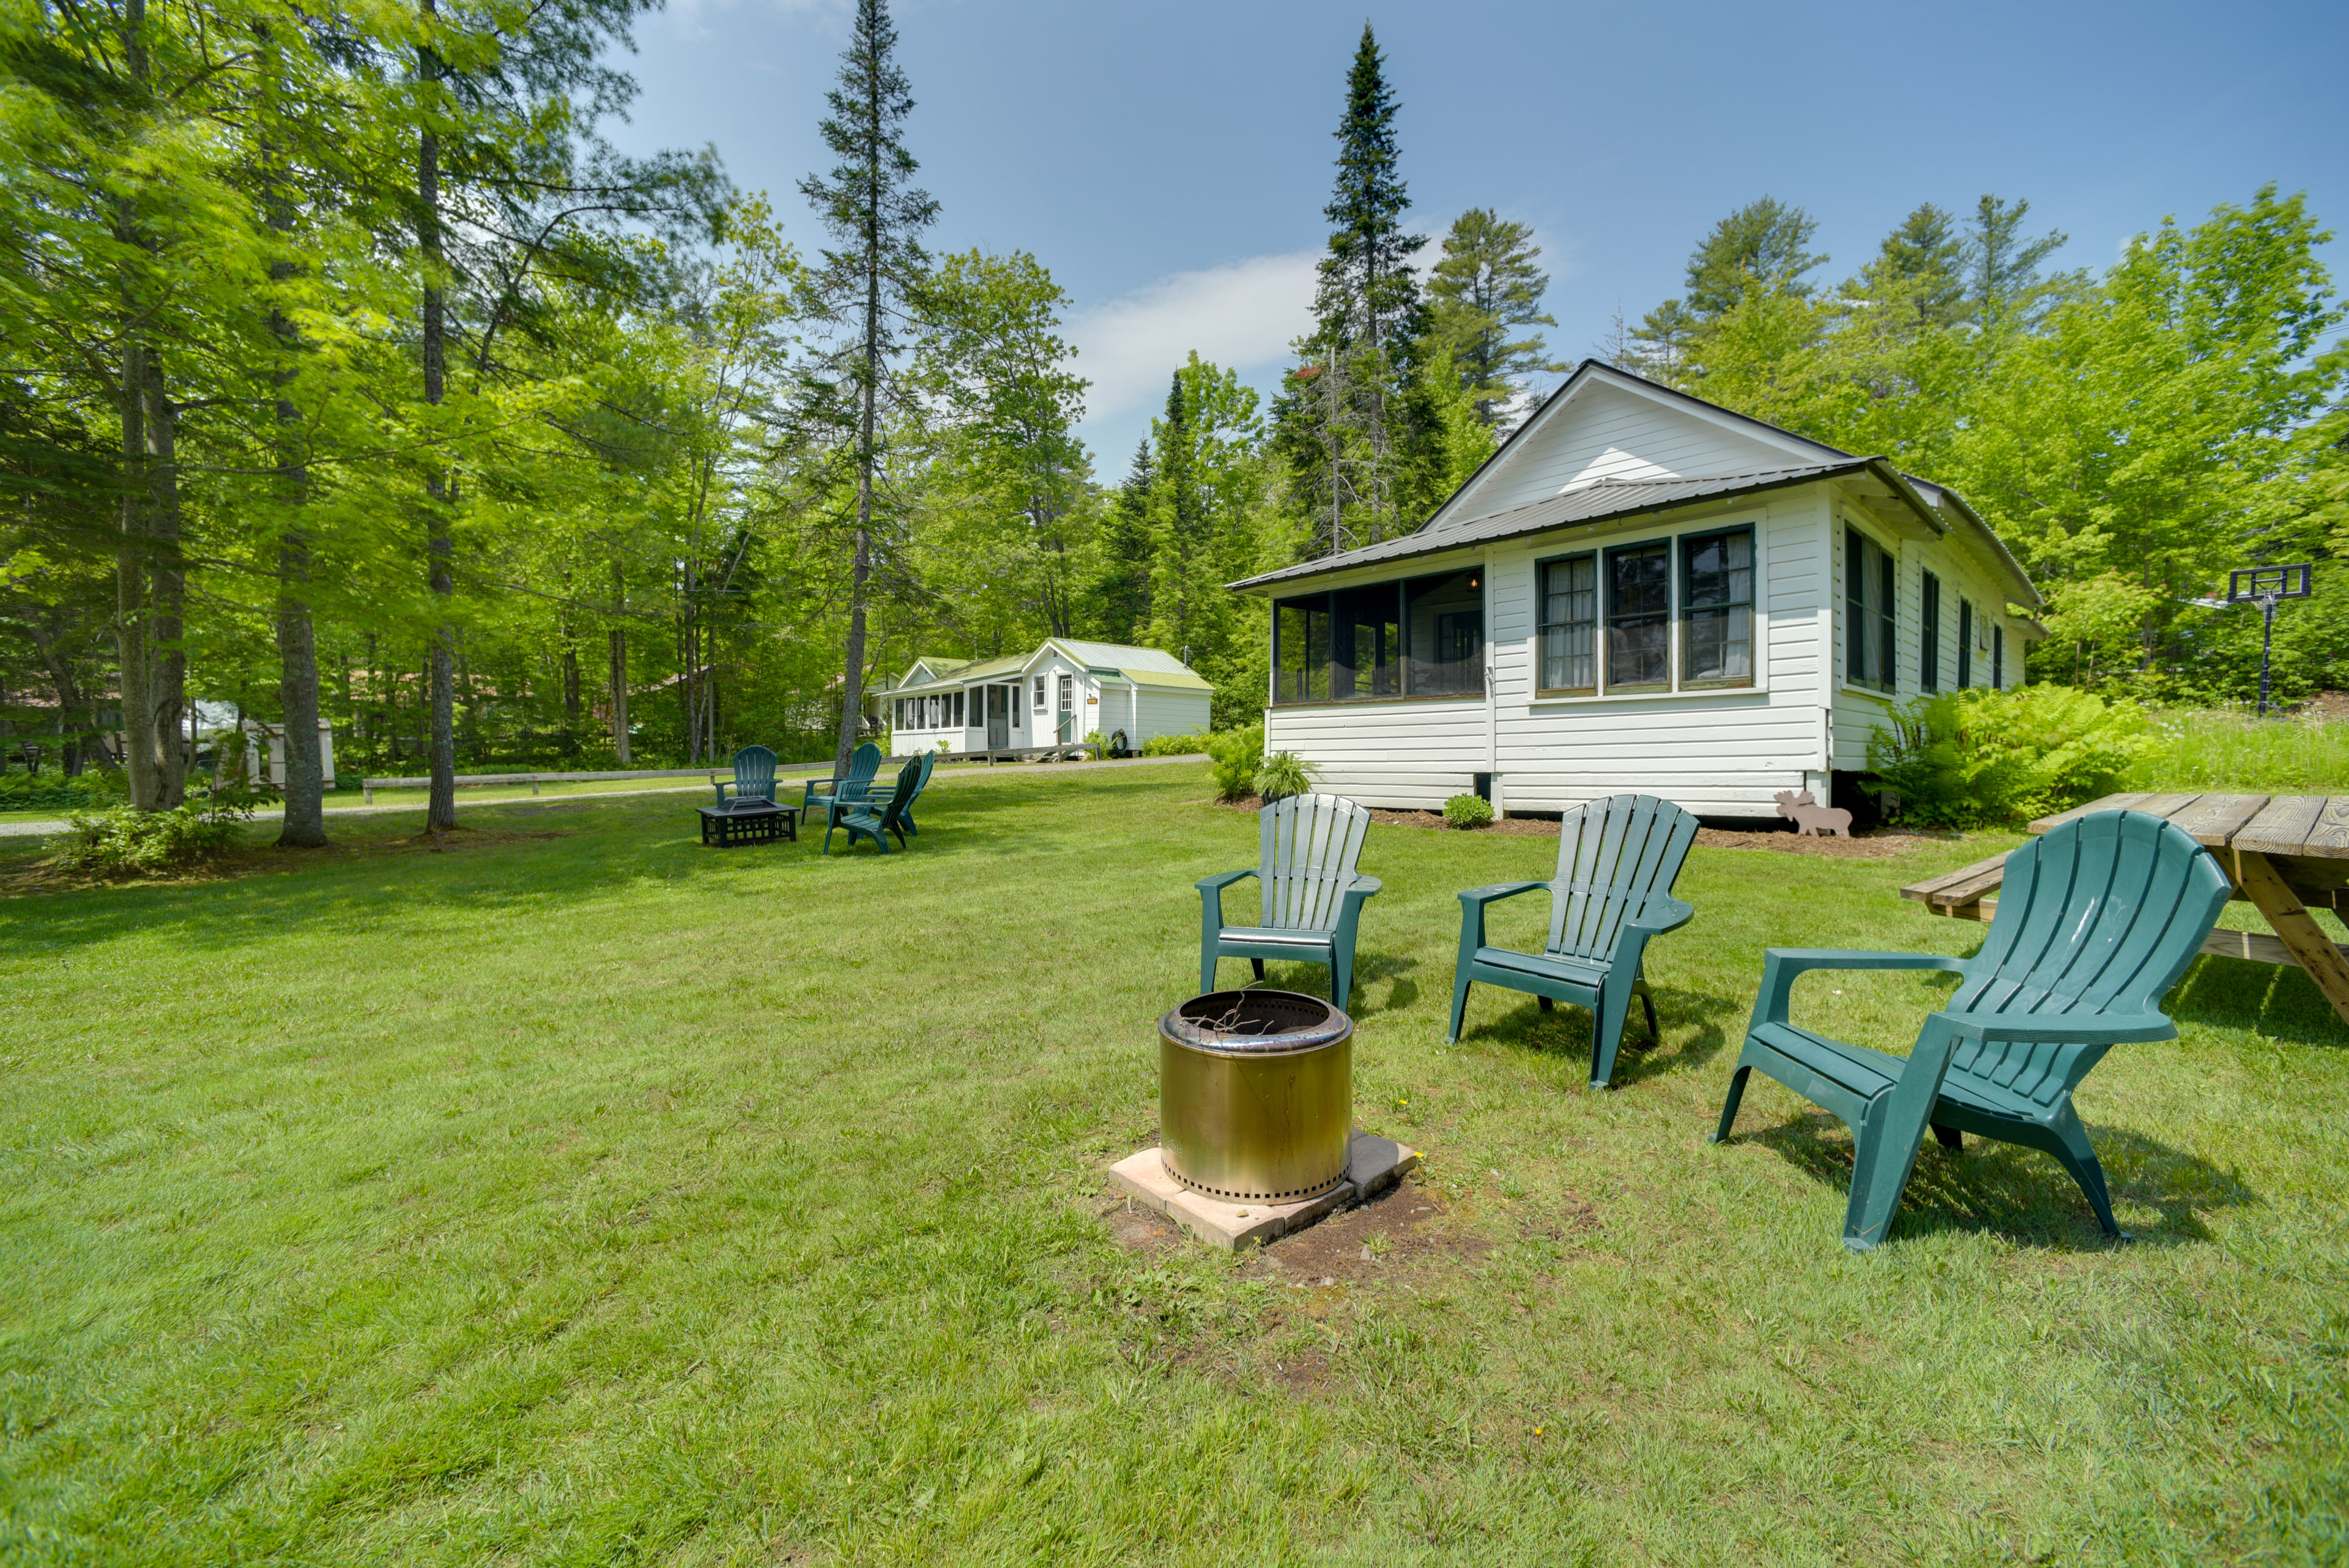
[1537,552,1598,694]
[1680,527,1753,687]
[1992,623,2004,688]
[1845,525,1896,692]
[1957,599,1973,688]
[1920,571,1942,692]
[1273,569,1484,703]
[1607,541,1672,689]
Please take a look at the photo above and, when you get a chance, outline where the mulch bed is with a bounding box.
[1209,793,1954,858]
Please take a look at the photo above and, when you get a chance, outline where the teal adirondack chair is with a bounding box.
[897,749,938,837]
[825,759,922,855]
[1197,792,1381,1006]
[713,745,779,807]
[803,742,882,817]
[1449,793,1699,1089]
[1713,809,2230,1252]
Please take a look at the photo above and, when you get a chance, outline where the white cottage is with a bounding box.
[1232,360,2044,820]
[880,639,1211,759]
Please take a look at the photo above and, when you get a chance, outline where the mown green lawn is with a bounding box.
[1,765,2342,1565]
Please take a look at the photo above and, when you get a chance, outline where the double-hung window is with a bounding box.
[1956,600,1973,688]
[1680,528,1753,686]
[1605,542,1672,689]
[1845,525,1896,692]
[1537,553,1597,694]
[1920,571,1942,692]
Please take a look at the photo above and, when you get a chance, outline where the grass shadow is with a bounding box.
[1458,982,1742,1087]
[1741,1109,2257,1250]
[2167,953,2349,1048]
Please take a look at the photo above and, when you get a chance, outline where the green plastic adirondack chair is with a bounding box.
[1198,792,1381,1006]
[803,741,882,816]
[825,759,922,855]
[897,749,938,837]
[1449,793,1699,1089]
[1713,809,2230,1252]
[713,745,779,807]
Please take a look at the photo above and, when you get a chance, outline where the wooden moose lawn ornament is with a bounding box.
[1773,790,1852,838]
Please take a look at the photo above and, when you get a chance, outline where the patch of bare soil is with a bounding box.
[1100,1198,1182,1254]
[2295,689,2349,722]
[1693,824,1958,859]
[1244,1178,1491,1286]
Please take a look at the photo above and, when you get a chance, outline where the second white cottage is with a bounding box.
[1229,360,2044,821]
[880,639,1211,759]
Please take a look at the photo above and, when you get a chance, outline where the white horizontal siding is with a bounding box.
[1130,689,1209,744]
[1269,700,1488,809]
[1460,384,1801,516]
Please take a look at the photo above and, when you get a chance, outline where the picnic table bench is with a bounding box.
[1899,792,2349,1025]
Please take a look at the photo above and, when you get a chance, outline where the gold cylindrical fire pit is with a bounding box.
[1157,990,1352,1203]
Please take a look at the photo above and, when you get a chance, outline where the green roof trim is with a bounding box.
[1120,667,1212,692]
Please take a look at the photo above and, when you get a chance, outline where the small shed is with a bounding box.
[881,639,1211,758]
[1228,360,2044,820]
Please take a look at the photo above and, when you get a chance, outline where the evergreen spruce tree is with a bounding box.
[1963,195,2072,327]
[1635,196,1826,379]
[1427,208,1565,428]
[1089,437,1154,641]
[1866,203,1964,327]
[1275,23,1438,552]
[799,0,937,779]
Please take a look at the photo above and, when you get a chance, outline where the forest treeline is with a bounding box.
[3,1,2344,842]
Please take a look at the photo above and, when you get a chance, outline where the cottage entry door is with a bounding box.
[987,684,1009,749]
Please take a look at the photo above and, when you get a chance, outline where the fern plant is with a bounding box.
[1253,751,1315,803]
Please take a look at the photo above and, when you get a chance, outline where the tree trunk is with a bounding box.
[560,636,581,754]
[274,537,326,844]
[109,0,186,812]
[832,155,881,782]
[419,0,458,831]
[609,563,631,765]
[265,37,327,849]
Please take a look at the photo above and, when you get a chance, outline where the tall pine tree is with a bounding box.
[799,0,937,779]
[1427,208,1564,428]
[1274,24,1435,551]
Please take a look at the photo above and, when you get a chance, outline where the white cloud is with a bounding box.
[1067,250,1319,441]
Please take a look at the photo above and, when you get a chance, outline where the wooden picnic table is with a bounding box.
[1900,792,2349,1025]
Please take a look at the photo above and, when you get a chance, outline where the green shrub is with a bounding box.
[1253,751,1315,803]
[1868,686,2148,828]
[1442,792,1494,830]
[53,782,265,875]
[1140,731,1209,758]
[0,770,126,812]
[1206,725,1263,802]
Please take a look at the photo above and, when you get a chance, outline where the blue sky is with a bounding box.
[610,0,2348,471]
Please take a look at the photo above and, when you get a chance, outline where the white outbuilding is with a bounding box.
[881,639,1211,759]
[1231,360,2044,821]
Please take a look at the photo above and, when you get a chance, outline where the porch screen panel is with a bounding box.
[1680,528,1753,686]
[1538,554,1597,694]
[1403,570,1483,696]
[1331,583,1403,698]
[953,691,965,726]
[1275,595,1332,702]
[1606,542,1671,688]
